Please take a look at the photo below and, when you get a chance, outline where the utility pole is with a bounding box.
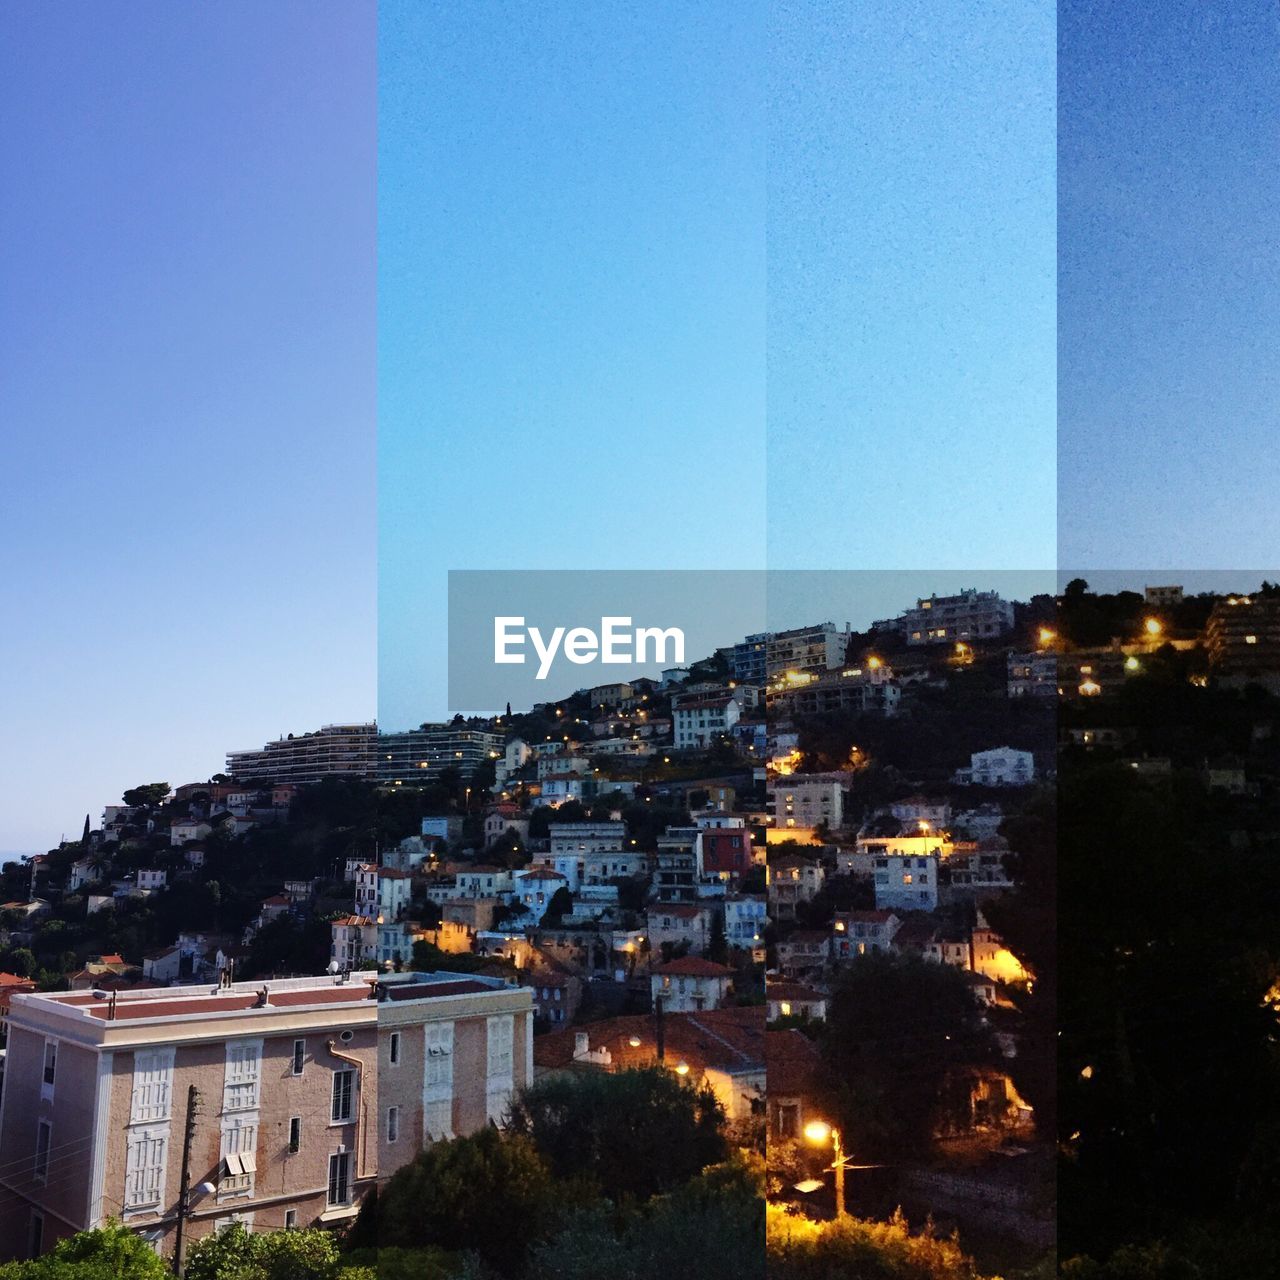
[173,1085,200,1277]
[831,1127,847,1220]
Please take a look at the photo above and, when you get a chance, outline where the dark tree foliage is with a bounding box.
[506,1068,727,1202]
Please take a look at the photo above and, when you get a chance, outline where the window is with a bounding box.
[27,1211,43,1261]
[327,1151,351,1207]
[485,1014,515,1124]
[389,1032,400,1066]
[41,1041,57,1093]
[131,1047,175,1124]
[387,1106,400,1143]
[124,1127,168,1209]
[331,1069,355,1124]
[220,1117,257,1195]
[224,1041,262,1112]
[424,1022,454,1140]
[292,1040,305,1076]
[288,1117,301,1154]
[284,1209,298,1231]
[34,1121,51,1183]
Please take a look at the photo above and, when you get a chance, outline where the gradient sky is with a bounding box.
[0,3,376,852]
[1059,0,1280,565]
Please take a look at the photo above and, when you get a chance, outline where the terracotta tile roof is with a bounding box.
[766,980,826,1003]
[535,1006,765,1075]
[651,957,733,978]
[765,1028,823,1096]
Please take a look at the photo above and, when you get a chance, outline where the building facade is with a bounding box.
[0,972,532,1261]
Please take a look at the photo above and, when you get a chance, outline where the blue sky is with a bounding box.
[1059,0,1280,565]
[378,0,1057,728]
[0,3,376,852]
[378,0,768,728]
[767,1,1057,569]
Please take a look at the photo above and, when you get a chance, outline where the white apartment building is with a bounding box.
[672,694,740,750]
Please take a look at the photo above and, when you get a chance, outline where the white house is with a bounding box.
[672,694,740,750]
[330,915,378,967]
[956,747,1035,788]
[872,854,939,912]
[724,895,768,956]
[766,980,828,1023]
[169,818,212,847]
[135,868,167,893]
[513,868,568,922]
[832,909,901,958]
[650,957,733,1013]
[454,866,514,899]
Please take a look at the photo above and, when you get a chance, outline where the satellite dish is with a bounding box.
[327,960,340,975]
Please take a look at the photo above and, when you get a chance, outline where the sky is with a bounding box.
[766,0,1057,569]
[378,0,768,728]
[5,3,1275,848]
[1059,0,1280,565]
[0,3,376,852]
[379,0,1057,728]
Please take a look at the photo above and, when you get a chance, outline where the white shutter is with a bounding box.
[423,1022,454,1140]
[485,1015,514,1124]
[131,1047,175,1124]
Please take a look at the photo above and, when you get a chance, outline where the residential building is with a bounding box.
[672,693,741,750]
[650,958,733,1013]
[0,975,373,1257]
[1144,584,1184,607]
[1206,596,1280,684]
[1007,652,1057,698]
[534,1007,764,1128]
[775,930,829,976]
[512,869,568,923]
[646,904,716,958]
[765,622,851,677]
[876,590,1014,647]
[766,855,825,921]
[723,896,768,958]
[956,747,1035,788]
[700,827,752,878]
[831,909,901,958]
[773,779,843,833]
[765,981,827,1023]
[378,725,504,788]
[226,723,377,785]
[872,854,939,912]
[330,916,378,968]
[375,971,534,1180]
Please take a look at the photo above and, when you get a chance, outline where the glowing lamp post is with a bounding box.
[803,1120,850,1219]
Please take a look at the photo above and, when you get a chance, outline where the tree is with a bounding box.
[373,1127,556,1276]
[820,953,999,1157]
[122,783,171,808]
[528,1154,765,1280]
[0,1223,169,1280]
[542,885,573,925]
[185,1224,340,1280]
[707,911,728,964]
[506,1067,727,1202]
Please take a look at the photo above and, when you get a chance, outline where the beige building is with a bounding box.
[0,971,532,1262]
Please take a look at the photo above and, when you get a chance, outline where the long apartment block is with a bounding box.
[0,971,532,1260]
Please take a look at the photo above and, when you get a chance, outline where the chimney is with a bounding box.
[573,1031,589,1061]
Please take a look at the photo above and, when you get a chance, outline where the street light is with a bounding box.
[1144,617,1162,637]
[803,1120,849,1219]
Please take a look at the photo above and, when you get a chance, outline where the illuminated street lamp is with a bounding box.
[1038,627,1056,647]
[804,1120,849,1219]
[1144,617,1162,638]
